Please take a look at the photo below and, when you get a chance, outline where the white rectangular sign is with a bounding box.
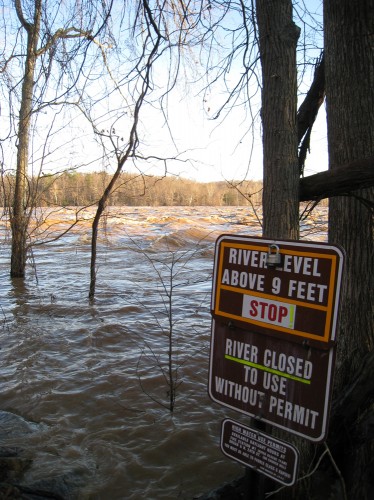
[242,294,296,329]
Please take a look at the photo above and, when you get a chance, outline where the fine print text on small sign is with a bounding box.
[221,418,299,486]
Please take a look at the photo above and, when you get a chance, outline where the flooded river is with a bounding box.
[0,206,327,499]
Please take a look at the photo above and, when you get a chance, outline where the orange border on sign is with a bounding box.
[214,242,338,343]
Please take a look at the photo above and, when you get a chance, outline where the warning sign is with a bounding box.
[221,418,299,486]
[209,321,335,441]
[211,236,344,345]
[209,236,344,442]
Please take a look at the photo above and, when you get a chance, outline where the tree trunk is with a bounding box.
[324,1,374,498]
[254,1,301,496]
[256,0,300,240]
[11,0,42,277]
[89,166,126,300]
[89,181,115,300]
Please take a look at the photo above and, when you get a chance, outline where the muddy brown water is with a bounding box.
[0,206,327,499]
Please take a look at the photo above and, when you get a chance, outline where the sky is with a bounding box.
[5,75,328,185]
[100,0,327,184]
[1,0,327,185]
[152,89,328,183]
[165,0,327,183]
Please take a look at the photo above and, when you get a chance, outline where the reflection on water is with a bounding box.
[0,206,327,499]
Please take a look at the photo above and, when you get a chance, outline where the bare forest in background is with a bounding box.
[1,172,265,207]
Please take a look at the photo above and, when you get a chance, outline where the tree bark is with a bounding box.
[256,0,300,240]
[324,1,374,498]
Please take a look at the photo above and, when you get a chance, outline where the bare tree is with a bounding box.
[87,14,164,298]
[85,0,205,299]
[0,0,112,277]
[135,245,207,413]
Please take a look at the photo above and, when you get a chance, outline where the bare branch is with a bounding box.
[36,27,93,57]
[14,0,33,31]
[297,52,325,175]
[299,157,374,201]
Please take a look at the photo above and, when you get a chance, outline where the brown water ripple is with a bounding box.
[0,206,327,498]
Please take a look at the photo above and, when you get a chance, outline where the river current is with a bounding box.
[0,206,327,499]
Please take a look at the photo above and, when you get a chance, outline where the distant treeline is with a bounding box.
[1,171,263,207]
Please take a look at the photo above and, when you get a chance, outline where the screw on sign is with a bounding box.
[209,235,344,442]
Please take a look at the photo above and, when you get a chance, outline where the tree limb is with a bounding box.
[36,27,93,57]
[14,0,32,31]
[297,53,325,175]
[299,157,374,201]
